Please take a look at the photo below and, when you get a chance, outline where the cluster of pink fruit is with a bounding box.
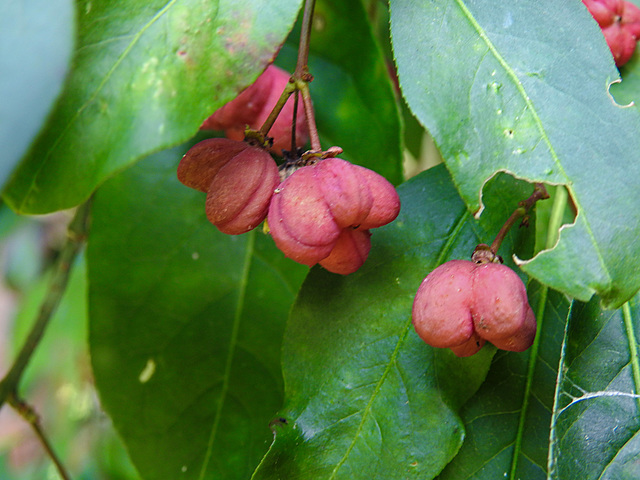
[583,0,640,66]
[180,62,537,356]
[178,65,400,275]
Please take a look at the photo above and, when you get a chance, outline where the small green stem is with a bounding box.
[546,186,568,249]
[258,81,297,138]
[9,394,72,480]
[622,302,640,411]
[0,199,91,409]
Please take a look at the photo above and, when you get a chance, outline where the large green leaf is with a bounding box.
[3,0,302,214]
[252,165,540,479]
[438,283,571,479]
[390,0,640,308]
[549,295,640,479]
[277,0,403,184]
[88,143,307,480]
[438,288,640,480]
[0,0,74,190]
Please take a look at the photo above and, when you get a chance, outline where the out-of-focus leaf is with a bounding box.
[252,166,540,479]
[3,0,302,214]
[279,0,403,184]
[390,0,640,308]
[0,0,74,191]
[88,143,307,479]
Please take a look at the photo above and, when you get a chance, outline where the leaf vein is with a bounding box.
[454,0,611,286]
[198,229,256,479]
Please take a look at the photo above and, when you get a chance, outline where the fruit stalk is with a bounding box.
[258,0,322,152]
[295,0,316,80]
[487,182,549,258]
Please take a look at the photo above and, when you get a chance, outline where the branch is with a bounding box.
[8,393,72,480]
[0,199,91,408]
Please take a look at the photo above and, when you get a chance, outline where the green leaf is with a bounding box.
[390,0,640,308]
[278,0,403,184]
[438,288,640,480]
[3,0,302,214]
[87,143,307,480]
[252,166,540,479]
[549,296,640,479]
[0,0,74,190]
[438,283,571,479]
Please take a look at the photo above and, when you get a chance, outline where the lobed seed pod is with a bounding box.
[470,262,530,342]
[201,67,275,131]
[583,0,640,65]
[318,228,372,275]
[267,157,400,274]
[205,146,279,235]
[268,165,341,265]
[177,138,248,193]
[412,259,537,357]
[412,260,476,349]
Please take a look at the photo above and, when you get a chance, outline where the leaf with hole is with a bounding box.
[390,0,640,308]
[252,166,540,479]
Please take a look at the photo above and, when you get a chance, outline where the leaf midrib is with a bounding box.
[198,229,256,479]
[328,207,471,479]
[453,0,611,287]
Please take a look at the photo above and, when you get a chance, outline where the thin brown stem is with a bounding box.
[295,0,316,79]
[0,199,91,408]
[472,183,549,264]
[290,90,299,153]
[256,0,323,154]
[298,81,322,151]
[490,183,549,255]
[8,393,72,480]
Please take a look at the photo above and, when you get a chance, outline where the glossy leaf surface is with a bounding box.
[3,0,302,214]
[88,144,307,479]
[438,288,640,480]
[252,166,538,479]
[390,0,640,308]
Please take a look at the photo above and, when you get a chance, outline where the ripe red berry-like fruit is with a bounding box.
[267,157,400,274]
[412,259,536,357]
[177,138,248,193]
[178,138,279,235]
[201,65,310,154]
[583,0,640,66]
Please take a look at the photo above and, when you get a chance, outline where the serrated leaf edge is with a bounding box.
[452,0,611,293]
